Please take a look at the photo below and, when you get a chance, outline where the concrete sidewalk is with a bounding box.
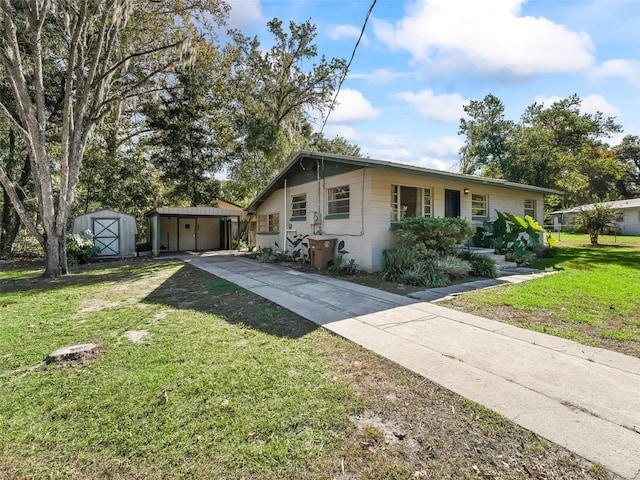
[182,252,640,480]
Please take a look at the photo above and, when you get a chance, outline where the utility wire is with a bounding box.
[319,0,377,136]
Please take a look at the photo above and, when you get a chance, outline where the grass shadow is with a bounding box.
[0,258,182,295]
[143,263,319,339]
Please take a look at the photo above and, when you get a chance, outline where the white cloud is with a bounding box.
[422,136,464,157]
[373,0,594,76]
[226,0,263,28]
[328,24,369,46]
[534,94,622,119]
[349,68,413,84]
[328,89,381,123]
[392,89,468,123]
[321,124,360,141]
[416,155,457,172]
[592,59,640,88]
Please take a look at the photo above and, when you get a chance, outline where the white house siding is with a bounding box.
[255,167,548,272]
[621,208,640,235]
[255,189,285,252]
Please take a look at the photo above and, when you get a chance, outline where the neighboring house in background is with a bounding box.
[551,198,640,235]
[247,151,562,272]
[145,203,246,256]
[72,209,138,258]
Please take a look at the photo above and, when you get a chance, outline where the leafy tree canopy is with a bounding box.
[458,94,627,210]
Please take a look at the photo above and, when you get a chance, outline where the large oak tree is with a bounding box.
[0,0,228,277]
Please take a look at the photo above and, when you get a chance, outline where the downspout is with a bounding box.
[283,179,287,253]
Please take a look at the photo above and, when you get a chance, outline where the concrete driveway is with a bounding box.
[181,252,640,480]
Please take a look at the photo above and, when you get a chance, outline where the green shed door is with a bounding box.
[93,218,120,256]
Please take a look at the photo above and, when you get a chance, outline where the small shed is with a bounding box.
[144,206,247,256]
[72,209,139,258]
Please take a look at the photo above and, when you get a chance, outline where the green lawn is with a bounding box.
[547,231,640,245]
[0,261,357,479]
[446,240,640,356]
[0,258,613,479]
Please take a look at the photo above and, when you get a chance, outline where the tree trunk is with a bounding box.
[43,234,68,277]
[0,136,32,259]
[0,191,21,259]
[589,230,599,245]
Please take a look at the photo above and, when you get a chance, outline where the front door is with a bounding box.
[178,218,196,251]
[444,189,461,218]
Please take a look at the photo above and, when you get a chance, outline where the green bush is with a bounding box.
[398,261,450,287]
[393,217,474,258]
[505,249,537,266]
[65,230,100,264]
[432,255,471,279]
[381,247,418,281]
[474,211,546,264]
[461,251,500,278]
[10,228,42,258]
[328,252,359,275]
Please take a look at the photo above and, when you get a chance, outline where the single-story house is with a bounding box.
[551,198,640,235]
[145,204,247,256]
[72,209,138,258]
[247,151,562,272]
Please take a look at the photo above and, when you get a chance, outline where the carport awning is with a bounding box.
[145,207,247,217]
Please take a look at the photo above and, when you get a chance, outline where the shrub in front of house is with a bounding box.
[398,261,450,288]
[460,251,500,278]
[381,246,418,282]
[432,255,471,279]
[394,217,475,258]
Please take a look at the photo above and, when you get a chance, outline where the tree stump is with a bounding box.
[45,343,100,364]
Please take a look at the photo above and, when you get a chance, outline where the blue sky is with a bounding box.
[225,0,640,172]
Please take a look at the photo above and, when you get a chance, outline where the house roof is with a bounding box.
[145,206,246,217]
[551,198,640,215]
[247,151,564,212]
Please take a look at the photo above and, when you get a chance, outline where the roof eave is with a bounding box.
[247,151,564,211]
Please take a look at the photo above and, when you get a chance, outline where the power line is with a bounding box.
[319,0,377,136]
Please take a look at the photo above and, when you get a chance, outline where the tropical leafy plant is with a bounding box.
[474,211,545,264]
[287,234,310,261]
[327,252,358,275]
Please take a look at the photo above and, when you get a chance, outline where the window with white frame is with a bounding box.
[257,213,280,232]
[291,194,307,218]
[327,185,350,215]
[471,194,488,218]
[390,185,432,221]
[524,199,536,219]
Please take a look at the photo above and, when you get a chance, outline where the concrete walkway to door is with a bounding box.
[179,252,640,480]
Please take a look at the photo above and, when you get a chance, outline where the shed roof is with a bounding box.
[145,206,247,217]
[247,151,563,212]
[551,198,640,215]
